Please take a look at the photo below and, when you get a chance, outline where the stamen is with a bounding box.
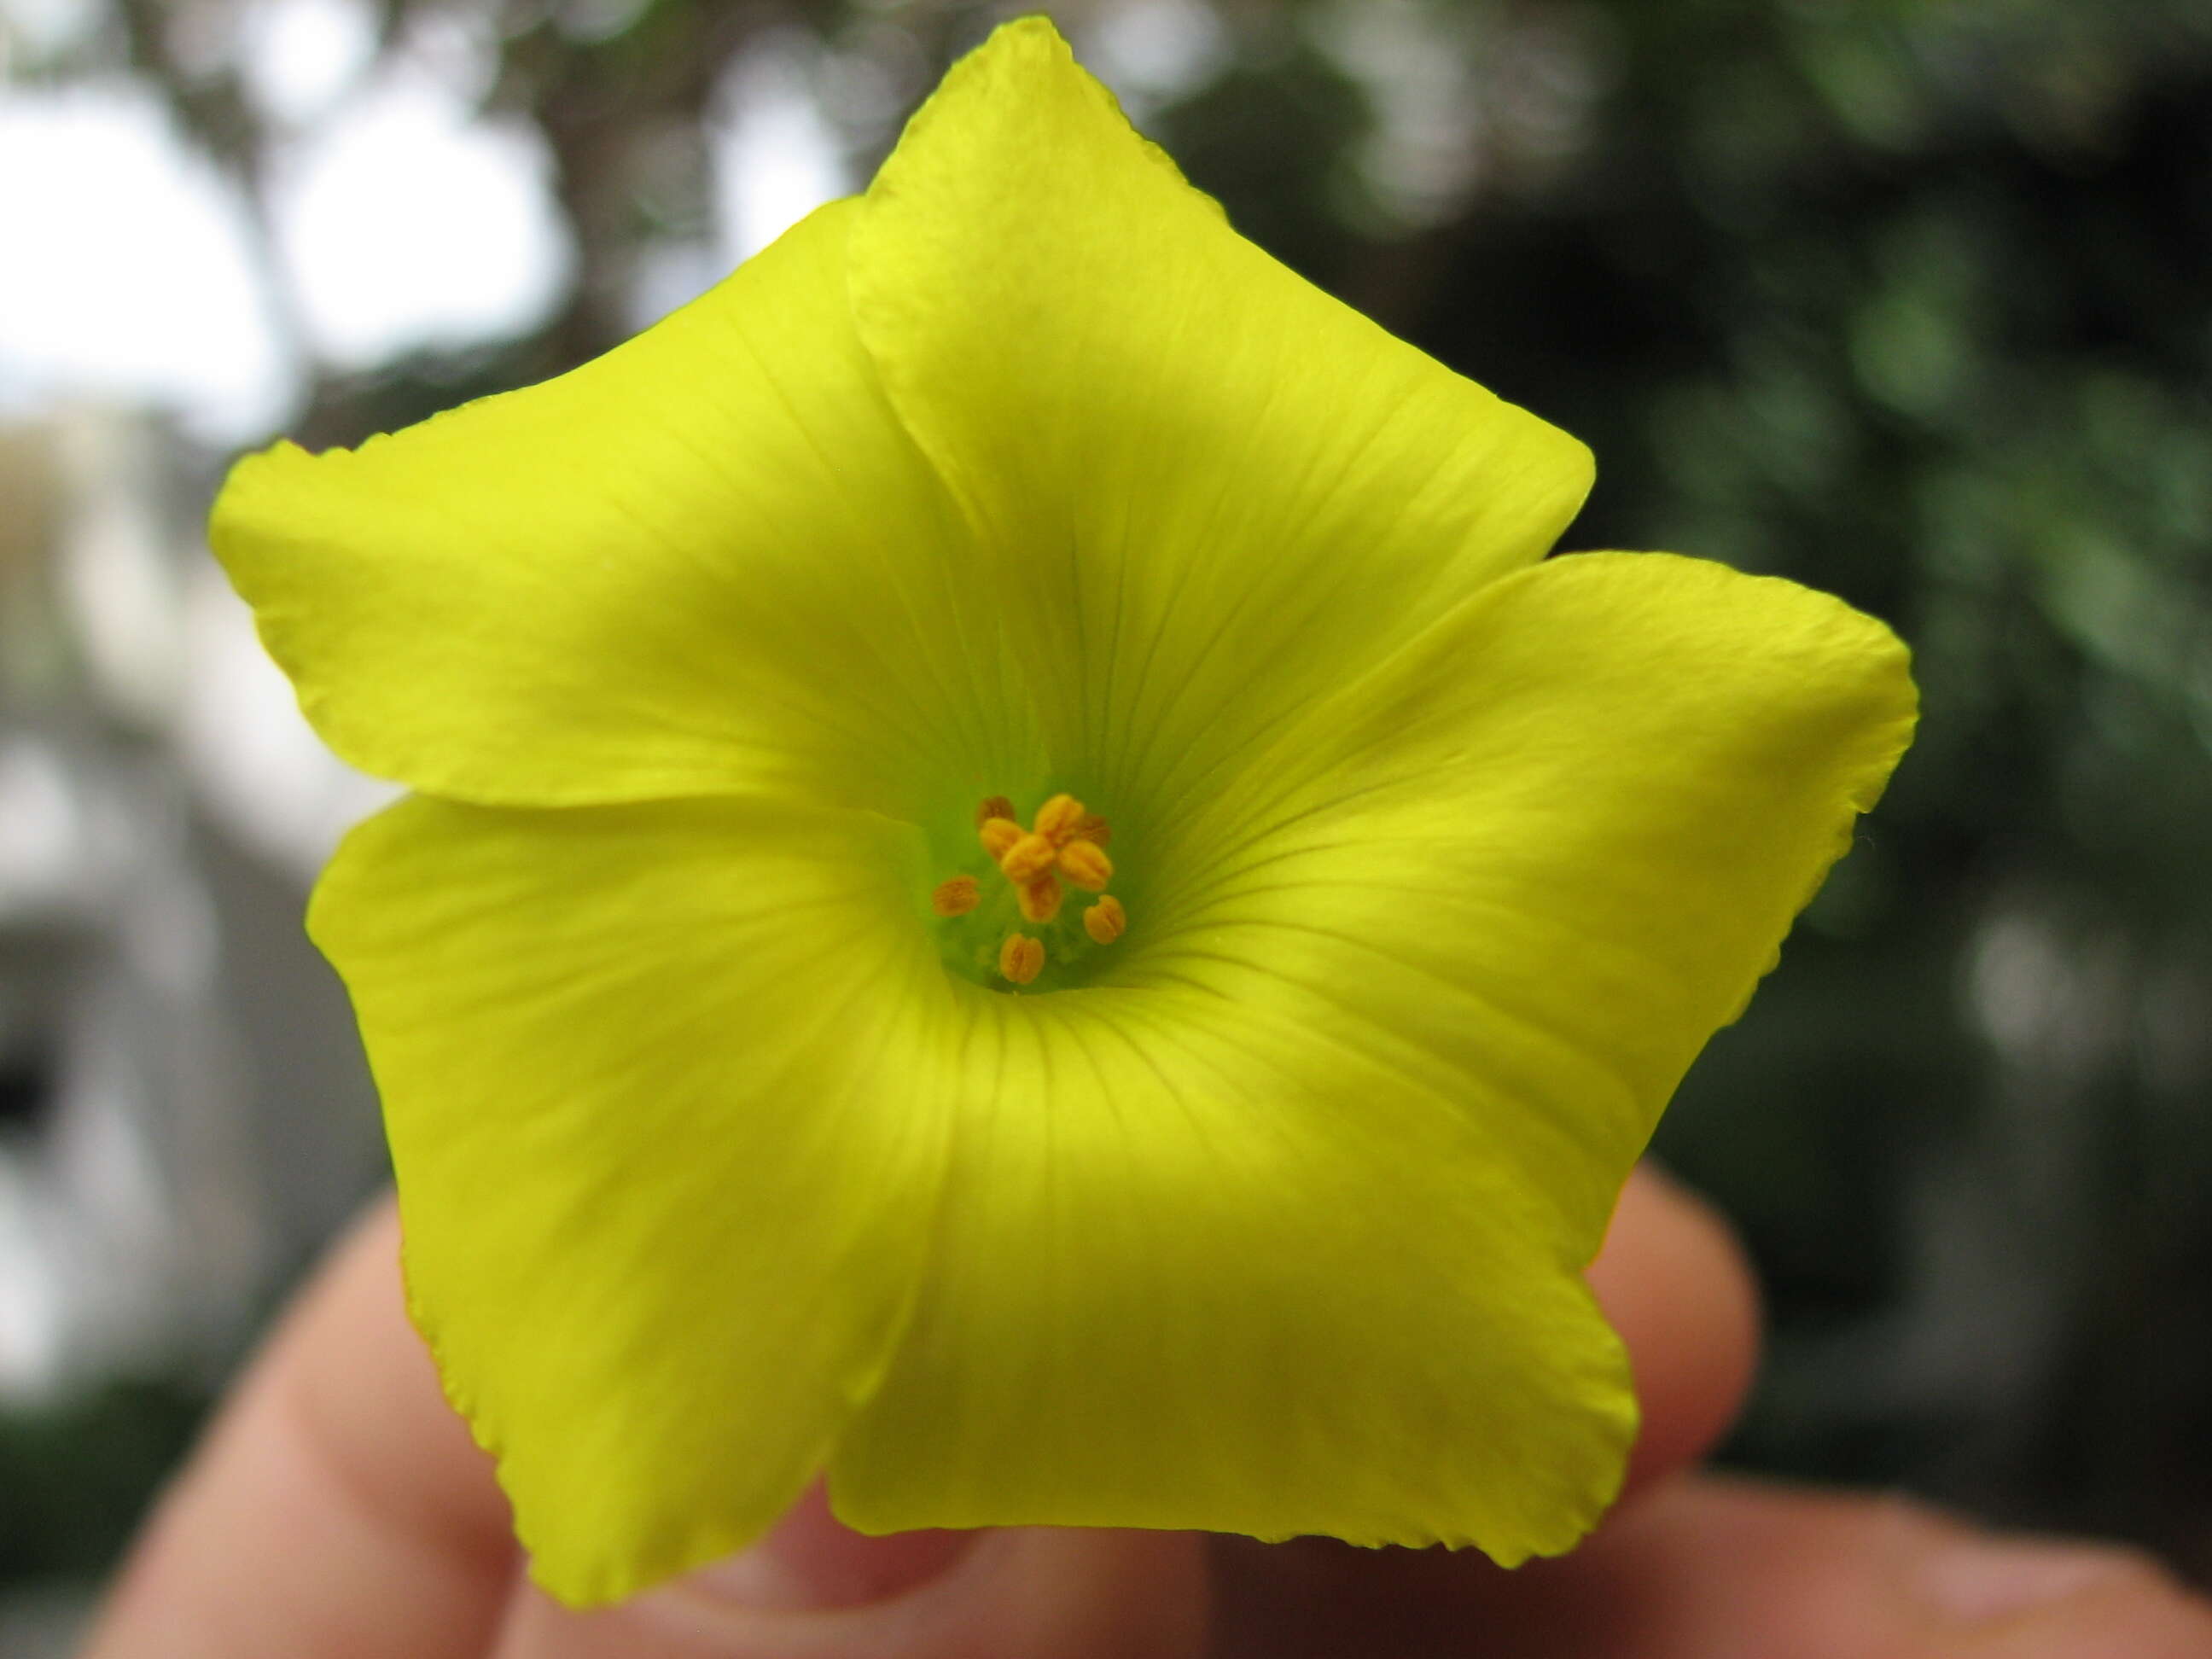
[999,933,1045,985]
[942,792,1128,989]
[931,876,981,917]
[1057,840,1112,893]
[999,832,1057,883]
[1017,874,1064,923]
[1084,895,1126,944]
[1033,793,1088,846]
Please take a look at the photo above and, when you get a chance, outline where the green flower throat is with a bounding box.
[929,792,1127,992]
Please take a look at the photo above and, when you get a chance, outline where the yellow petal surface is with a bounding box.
[214,200,1003,813]
[1143,552,1919,1254]
[830,985,1635,1561]
[848,20,1593,813]
[830,554,1910,1557]
[309,795,954,1605]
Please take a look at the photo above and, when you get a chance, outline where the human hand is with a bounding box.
[83,1168,2212,1657]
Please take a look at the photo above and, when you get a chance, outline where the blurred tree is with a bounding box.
[0,1380,205,1581]
[1345,0,2212,1575]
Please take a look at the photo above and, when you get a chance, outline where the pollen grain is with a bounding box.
[931,875,981,917]
[1017,874,1065,923]
[999,832,1057,883]
[1033,793,1087,846]
[999,934,1045,986]
[1057,840,1112,892]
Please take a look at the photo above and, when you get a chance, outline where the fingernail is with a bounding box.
[686,1483,977,1611]
[1916,1533,2146,1625]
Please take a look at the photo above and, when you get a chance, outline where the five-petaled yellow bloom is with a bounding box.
[211,18,1917,1609]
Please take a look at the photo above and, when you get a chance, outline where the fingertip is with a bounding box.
[493,1522,1209,1658]
[1901,1510,2212,1657]
[280,1197,515,1565]
[1951,1568,2212,1658]
[84,1195,517,1659]
[1587,1163,1761,1496]
[680,1484,974,1612]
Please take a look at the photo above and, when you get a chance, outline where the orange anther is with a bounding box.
[1016,874,1064,923]
[1083,895,1126,945]
[999,933,1045,986]
[1033,793,1088,846]
[931,876,981,917]
[979,816,1024,860]
[1057,839,1113,893]
[999,831,1057,882]
[976,795,1016,827]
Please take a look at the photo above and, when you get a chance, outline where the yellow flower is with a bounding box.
[210,18,1916,1610]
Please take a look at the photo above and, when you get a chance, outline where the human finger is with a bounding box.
[1584,1161,1761,1495]
[81,1198,516,1659]
[482,1494,1208,1659]
[1467,1474,2212,1659]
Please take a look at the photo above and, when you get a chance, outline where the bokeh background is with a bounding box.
[4,0,2211,1648]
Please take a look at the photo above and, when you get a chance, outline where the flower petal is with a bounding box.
[309,795,955,1605]
[847,20,1592,810]
[829,555,1909,1557]
[1141,551,1918,1251]
[213,200,1003,812]
[829,986,1635,1561]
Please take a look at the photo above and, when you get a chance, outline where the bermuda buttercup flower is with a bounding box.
[212,17,1917,1608]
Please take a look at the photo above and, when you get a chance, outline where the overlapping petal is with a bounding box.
[213,201,1007,814]
[848,19,1593,811]
[830,985,1635,1563]
[1130,552,1918,1254]
[309,795,955,1604]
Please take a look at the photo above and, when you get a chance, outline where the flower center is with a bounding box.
[930,793,1126,990]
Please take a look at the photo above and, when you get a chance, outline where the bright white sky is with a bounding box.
[0,0,858,911]
[0,0,849,445]
[0,0,1283,446]
[0,79,291,439]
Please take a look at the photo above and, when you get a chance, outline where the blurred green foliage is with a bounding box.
[13,0,2212,1592]
[1351,3,2212,1564]
[0,1379,205,1580]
